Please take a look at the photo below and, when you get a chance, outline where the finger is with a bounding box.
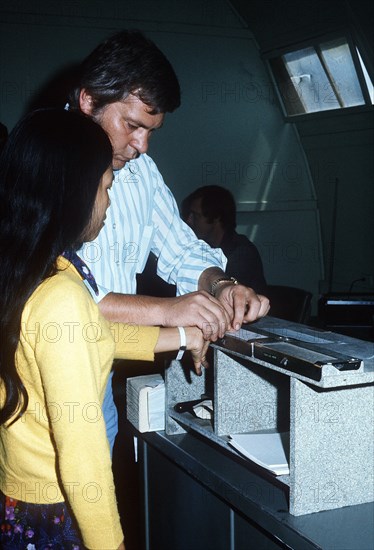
[200,319,226,341]
[243,294,270,322]
[170,291,232,340]
[197,305,231,340]
[258,294,271,317]
[202,339,210,362]
[192,340,210,375]
[206,293,232,328]
[193,355,210,375]
[193,361,202,376]
[231,293,249,330]
[229,286,263,329]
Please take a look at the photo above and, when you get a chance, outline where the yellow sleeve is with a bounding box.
[31,278,123,549]
[111,323,160,361]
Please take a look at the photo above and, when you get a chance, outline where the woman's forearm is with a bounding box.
[155,326,210,375]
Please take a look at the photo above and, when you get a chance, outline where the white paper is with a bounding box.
[147,383,165,431]
[192,399,213,420]
[228,431,290,475]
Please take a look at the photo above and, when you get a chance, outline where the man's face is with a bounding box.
[186,197,216,245]
[81,92,164,170]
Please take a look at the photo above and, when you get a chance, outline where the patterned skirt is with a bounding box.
[0,492,84,549]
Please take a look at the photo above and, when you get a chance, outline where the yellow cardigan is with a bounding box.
[0,256,160,549]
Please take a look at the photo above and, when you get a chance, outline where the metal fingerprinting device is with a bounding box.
[165,316,374,516]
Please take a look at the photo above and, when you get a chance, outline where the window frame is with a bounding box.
[265,31,373,120]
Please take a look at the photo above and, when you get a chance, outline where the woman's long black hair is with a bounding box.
[0,109,112,425]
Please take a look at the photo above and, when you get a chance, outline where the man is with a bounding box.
[69,30,269,449]
[183,185,268,294]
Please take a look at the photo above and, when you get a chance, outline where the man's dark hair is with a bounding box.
[69,29,181,114]
[183,185,237,232]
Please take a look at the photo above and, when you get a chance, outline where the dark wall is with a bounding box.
[230,0,374,294]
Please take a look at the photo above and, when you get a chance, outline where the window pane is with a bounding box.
[283,47,340,113]
[320,38,365,107]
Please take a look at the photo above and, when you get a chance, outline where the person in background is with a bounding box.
[67,29,270,451]
[0,109,208,549]
[183,185,268,295]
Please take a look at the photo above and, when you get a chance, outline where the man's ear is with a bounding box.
[79,89,94,115]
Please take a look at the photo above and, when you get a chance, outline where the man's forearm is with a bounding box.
[99,291,171,325]
[98,288,231,339]
[100,267,228,325]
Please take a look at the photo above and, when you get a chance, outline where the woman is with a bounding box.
[0,109,208,549]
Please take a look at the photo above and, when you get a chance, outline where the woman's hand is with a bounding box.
[155,326,210,375]
[185,326,210,376]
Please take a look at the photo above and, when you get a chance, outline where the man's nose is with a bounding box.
[130,129,149,154]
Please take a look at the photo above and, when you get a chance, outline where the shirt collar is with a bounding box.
[62,250,99,296]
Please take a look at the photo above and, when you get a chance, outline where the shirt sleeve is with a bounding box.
[147,157,227,295]
[32,282,123,549]
[111,323,160,361]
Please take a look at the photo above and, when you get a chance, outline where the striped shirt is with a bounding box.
[78,153,226,451]
[80,153,225,298]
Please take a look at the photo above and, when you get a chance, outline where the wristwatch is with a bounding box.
[210,276,239,297]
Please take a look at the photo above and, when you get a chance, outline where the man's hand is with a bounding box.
[99,291,230,340]
[163,291,231,340]
[99,282,268,342]
[198,267,270,332]
[214,283,270,331]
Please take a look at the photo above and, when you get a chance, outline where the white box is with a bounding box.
[126,374,165,432]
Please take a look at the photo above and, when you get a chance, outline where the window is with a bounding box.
[269,36,373,117]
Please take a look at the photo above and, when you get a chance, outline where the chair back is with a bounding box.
[265,285,312,324]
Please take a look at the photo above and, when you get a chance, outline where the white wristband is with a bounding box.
[176,326,186,361]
